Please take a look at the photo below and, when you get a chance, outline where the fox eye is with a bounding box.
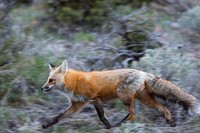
[49,79,54,83]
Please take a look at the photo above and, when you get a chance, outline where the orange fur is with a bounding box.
[63,69,120,101]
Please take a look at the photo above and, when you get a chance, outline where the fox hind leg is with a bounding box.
[136,85,176,127]
[143,96,176,126]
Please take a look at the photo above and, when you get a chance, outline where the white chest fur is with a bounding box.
[64,89,88,102]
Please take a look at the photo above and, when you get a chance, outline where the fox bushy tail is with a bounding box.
[148,77,200,115]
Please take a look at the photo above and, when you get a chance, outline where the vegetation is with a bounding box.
[1,0,200,132]
[178,6,200,43]
[44,0,152,31]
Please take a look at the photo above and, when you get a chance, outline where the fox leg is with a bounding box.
[142,80,176,126]
[42,101,86,128]
[136,87,176,127]
[140,95,176,126]
[115,89,135,126]
[156,102,176,127]
[93,98,112,129]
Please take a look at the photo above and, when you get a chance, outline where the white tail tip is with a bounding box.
[189,102,200,116]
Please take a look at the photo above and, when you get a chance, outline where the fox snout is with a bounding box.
[41,86,48,91]
[41,84,54,92]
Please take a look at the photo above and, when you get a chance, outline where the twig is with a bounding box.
[0,87,12,106]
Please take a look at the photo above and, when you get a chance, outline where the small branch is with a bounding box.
[0,87,12,106]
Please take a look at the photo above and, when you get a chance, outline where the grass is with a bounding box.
[53,125,67,133]
[0,107,11,120]
[72,32,97,43]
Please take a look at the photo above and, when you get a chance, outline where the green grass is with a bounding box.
[53,125,67,133]
[72,32,97,43]
[0,107,11,120]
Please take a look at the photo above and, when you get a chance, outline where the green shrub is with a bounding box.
[44,0,152,30]
[178,6,200,30]
[72,32,97,43]
[178,6,200,43]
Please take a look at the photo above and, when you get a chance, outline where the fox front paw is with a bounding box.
[41,117,58,129]
[42,122,49,129]
[42,119,53,129]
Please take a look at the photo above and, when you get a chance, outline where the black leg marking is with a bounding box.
[93,98,112,129]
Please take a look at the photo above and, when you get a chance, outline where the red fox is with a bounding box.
[41,60,200,129]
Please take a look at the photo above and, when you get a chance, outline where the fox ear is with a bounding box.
[60,60,68,72]
[48,63,55,71]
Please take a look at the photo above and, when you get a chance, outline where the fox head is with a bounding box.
[41,60,68,92]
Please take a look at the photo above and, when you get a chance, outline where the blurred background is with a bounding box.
[1,0,200,132]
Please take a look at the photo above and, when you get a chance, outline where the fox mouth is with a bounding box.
[43,86,54,92]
